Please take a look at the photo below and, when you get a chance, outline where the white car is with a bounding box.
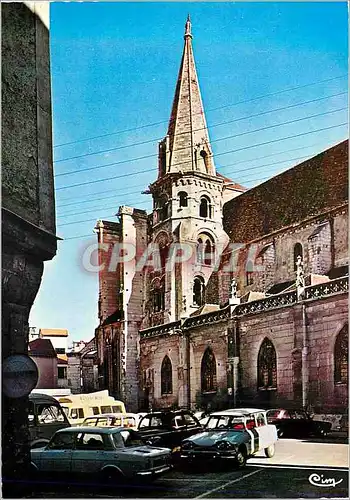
[82,412,140,430]
[181,408,278,468]
[31,426,172,483]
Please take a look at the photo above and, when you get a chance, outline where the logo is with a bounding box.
[308,473,343,488]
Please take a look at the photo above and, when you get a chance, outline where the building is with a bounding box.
[2,2,57,486]
[95,18,348,414]
[39,328,69,386]
[29,329,98,393]
[28,338,58,388]
[66,338,98,394]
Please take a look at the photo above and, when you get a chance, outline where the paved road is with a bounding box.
[10,438,349,498]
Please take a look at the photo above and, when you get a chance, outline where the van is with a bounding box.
[29,393,71,448]
[57,390,126,425]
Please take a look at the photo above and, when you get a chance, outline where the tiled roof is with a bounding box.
[57,354,68,364]
[223,140,348,243]
[29,338,57,358]
[39,328,69,337]
[216,172,247,191]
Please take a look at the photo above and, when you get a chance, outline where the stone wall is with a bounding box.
[119,208,148,411]
[140,333,180,409]
[207,204,347,303]
[139,286,348,413]
[306,295,348,410]
[238,307,295,406]
[67,353,81,393]
[2,2,57,489]
[333,210,348,267]
[97,221,121,323]
[188,322,228,410]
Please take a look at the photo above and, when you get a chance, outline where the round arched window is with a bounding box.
[178,191,188,208]
[193,276,205,306]
[199,196,212,218]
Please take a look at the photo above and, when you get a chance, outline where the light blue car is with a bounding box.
[31,426,172,483]
[180,408,278,468]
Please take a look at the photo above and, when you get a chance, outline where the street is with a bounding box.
[14,438,348,498]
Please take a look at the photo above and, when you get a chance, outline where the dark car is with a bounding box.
[266,409,332,438]
[137,410,203,459]
[29,393,70,448]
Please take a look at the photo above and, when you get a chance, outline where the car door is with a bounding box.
[34,402,70,446]
[41,432,75,473]
[71,432,108,474]
[254,412,276,450]
[294,410,312,436]
[245,417,260,454]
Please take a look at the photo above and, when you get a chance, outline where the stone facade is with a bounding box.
[95,18,348,415]
[140,279,348,413]
[2,2,57,488]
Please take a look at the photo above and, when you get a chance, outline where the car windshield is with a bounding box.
[267,410,280,419]
[120,430,145,447]
[206,416,245,430]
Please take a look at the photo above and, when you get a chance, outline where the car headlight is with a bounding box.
[216,440,233,450]
[181,441,194,450]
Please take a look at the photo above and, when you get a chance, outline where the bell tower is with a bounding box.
[145,17,242,327]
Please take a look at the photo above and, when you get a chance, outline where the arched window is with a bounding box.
[151,278,165,313]
[246,260,254,285]
[258,338,277,389]
[204,239,213,266]
[158,141,166,176]
[293,243,303,271]
[193,276,205,306]
[199,196,212,218]
[197,238,203,263]
[178,191,188,208]
[196,233,215,266]
[200,149,209,172]
[334,325,348,384]
[160,246,168,271]
[157,195,169,222]
[201,348,217,393]
[161,356,172,394]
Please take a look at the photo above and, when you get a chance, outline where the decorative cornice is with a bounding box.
[138,276,348,339]
[140,320,181,339]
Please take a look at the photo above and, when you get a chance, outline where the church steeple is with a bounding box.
[157,17,215,178]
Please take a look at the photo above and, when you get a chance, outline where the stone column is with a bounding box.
[2,4,57,494]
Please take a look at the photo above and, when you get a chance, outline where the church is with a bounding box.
[94,17,348,415]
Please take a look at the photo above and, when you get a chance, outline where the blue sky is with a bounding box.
[29,2,348,343]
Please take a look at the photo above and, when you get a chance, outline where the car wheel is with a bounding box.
[317,428,328,438]
[235,447,247,468]
[264,444,275,458]
[101,468,124,485]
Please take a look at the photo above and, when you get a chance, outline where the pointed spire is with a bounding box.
[184,14,192,39]
[157,17,216,178]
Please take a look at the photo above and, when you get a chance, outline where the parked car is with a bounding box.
[30,426,172,483]
[180,408,278,469]
[82,413,140,430]
[266,409,332,438]
[337,413,348,433]
[137,410,203,458]
[29,393,70,449]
